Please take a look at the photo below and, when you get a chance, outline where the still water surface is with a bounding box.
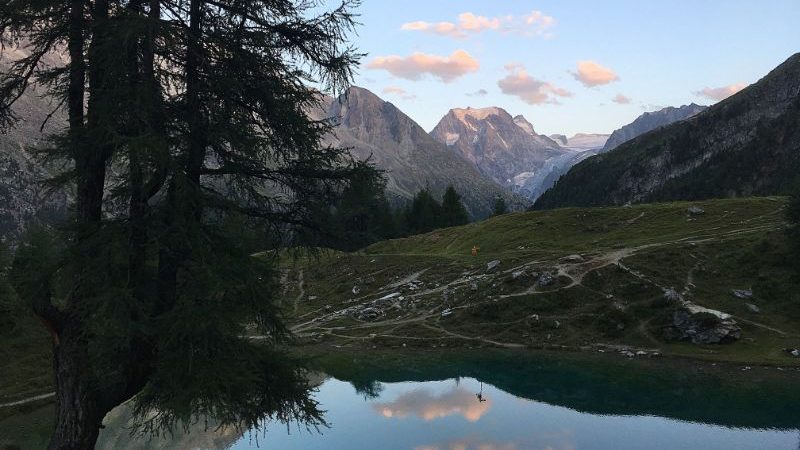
[94,352,800,450]
[224,377,799,450]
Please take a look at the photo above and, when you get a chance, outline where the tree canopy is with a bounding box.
[0,0,371,448]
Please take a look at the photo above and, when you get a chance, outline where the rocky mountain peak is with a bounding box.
[512,115,537,135]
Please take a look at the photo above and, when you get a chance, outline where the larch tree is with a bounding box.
[0,0,373,448]
[440,185,469,228]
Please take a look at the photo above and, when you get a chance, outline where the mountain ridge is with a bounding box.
[534,53,800,209]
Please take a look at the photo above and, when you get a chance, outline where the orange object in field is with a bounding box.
[471,245,480,256]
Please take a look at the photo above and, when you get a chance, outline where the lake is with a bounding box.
[4,351,800,449]
[94,351,800,450]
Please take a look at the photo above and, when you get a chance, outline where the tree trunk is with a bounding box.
[47,328,107,450]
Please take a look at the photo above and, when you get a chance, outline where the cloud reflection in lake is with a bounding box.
[373,385,491,422]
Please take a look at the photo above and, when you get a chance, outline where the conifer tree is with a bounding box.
[0,1,367,448]
[440,185,469,227]
[492,196,508,216]
[406,188,443,234]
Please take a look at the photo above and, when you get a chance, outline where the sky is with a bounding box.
[345,0,800,137]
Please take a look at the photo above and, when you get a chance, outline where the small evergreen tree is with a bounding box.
[440,185,469,227]
[331,169,396,250]
[406,188,443,234]
[492,196,508,216]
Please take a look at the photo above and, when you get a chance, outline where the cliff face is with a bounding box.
[430,107,566,199]
[534,53,800,210]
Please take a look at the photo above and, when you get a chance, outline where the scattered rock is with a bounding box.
[486,260,501,273]
[441,308,453,317]
[553,320,561,329]
[354,307,382,321]
[745,303,761,314]
[687,206,705,216]
[731,289,753,299]
[537,272,555,287]
[562,254,584,263]
[635,351,647,357]
[512,270,526,280]
[352,286,361,295]
[784,348,800,358]
[469,281,479,291]
[308,295,318,301]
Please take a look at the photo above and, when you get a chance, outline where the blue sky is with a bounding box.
[347,0,799,136]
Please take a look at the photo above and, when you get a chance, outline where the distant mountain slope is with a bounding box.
[0,48,69,244]
[534,53,800,210]
[602,104,707,152]
[550,133,609,151]
[320,88,524,218]
[430,106,567,199]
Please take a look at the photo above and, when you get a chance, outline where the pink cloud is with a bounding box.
[572,60,619,87]
[694,83,747,101]
[497,64,572,105]
[382,86,417,100]
[400,10,555,39]
[612,93,631,104]
[367,50,479,83]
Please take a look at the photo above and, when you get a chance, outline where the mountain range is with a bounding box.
[4,50,798,242]
[315,87,524,218]
[534,52,800,209]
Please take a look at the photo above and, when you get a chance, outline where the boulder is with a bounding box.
[731,289,753,299]
[469,281,479,291]
[352,286,361,295]
[687,206,705,215]
[663,288,681,302]
[562,254,584,263]
[486,260,501,273]
[669,307,741,344]
[745,303,761,314]
[537,272,555,287]
[512,270,526,280]
[354,307,382,321]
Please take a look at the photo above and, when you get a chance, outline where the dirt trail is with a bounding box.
[0,392,54,409]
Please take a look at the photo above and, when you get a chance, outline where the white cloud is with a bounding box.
[497,64,572,105]
[367,50,480,83]
[572,60,619,87]
[694,83,747,101]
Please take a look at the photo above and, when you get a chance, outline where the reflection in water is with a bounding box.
[21,376,800,450]
[8,352,800,450]
[414,439,519,450]
[373,384,491,422]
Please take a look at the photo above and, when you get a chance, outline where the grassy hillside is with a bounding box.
[280,197,800,365]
